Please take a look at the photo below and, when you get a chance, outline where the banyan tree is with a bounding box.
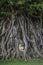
[0,0,43,60]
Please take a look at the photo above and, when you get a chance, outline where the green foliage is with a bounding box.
[0,60,43,65]
[0,0,43,15]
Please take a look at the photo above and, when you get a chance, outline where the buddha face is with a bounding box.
[19,44,24,51]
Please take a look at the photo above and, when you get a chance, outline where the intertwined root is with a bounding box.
[0,14,43,60]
